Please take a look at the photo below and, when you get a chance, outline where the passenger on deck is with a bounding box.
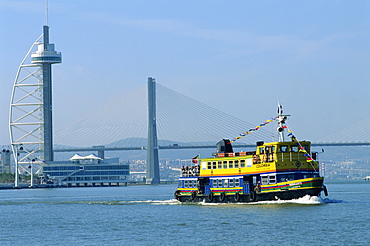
[254,181,261,193]
[189,166,194,176]
[194,165,199,175]
[181,165,200,177]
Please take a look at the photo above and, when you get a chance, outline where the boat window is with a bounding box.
[278,175,286,182]
[253,176,257,185]
[224,179,229,187]
[235,178,240,187]
[212,162,217,169]
[240,159,245,168]
[218,161,222,169]
[261,175,269,185]
[291,146,299,152]
[302,145,309,152]
[207,162,211,169]
[223,161,228,169]
[229,161,233,168]
[265,146,271,153]
[212,179,217,187]
[280,145,288,152]
[184,180,189,188]
[229,178,234,187]
[280,174,292,182]
[295,173,303,179]
[259,147,265,154]
[235,160,239,168]
[269,175,276,184]
[218,179,223,187]
[303,173,317,179]
[278,174,295,182]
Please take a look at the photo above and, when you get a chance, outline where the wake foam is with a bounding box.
[95,196,344,206]
[198,195,343,206]
[252,195,324,205]
[130,199,181,205]
[145,195,329,206]
[243,195,344,205]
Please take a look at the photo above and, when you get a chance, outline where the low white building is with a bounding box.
[41,154,130,187]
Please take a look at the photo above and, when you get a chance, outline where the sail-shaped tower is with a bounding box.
[9,23,61,186]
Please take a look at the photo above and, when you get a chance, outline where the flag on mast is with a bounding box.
[192,154,200,164]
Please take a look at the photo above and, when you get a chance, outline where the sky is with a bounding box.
[0,0,369,147]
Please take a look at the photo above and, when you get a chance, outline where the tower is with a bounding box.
[146,77,160,184]
[30,25,62,161]
[9,23,61,187]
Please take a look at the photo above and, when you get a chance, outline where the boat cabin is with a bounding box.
[181,140,319,177]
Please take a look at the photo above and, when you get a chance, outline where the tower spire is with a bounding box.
[45,0,49,26]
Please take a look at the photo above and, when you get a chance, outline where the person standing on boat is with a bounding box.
[254,181,261,193]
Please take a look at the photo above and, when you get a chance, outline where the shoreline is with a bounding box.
[0,181,177,190]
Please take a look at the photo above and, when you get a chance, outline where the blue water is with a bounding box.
[0,181,369,245]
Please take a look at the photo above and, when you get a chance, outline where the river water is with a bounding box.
[0,180,369,246]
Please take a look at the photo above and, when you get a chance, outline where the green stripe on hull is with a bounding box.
[261,178,323,193]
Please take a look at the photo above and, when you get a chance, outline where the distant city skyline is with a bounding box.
[1,0,369,146]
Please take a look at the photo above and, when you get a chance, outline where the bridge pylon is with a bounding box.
[146,77,160,184]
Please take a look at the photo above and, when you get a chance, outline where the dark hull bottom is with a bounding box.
[175,188,323,203]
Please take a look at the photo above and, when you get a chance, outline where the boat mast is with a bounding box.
[277,103,289,142]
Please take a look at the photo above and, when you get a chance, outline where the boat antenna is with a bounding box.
[277,103,290,142]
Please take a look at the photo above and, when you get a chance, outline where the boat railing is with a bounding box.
[256,151,317,163]
[277,152,316,162]
[277,152,298,162]
[180,172,200,177]
[255,153,275,163]
[216,151,256,158]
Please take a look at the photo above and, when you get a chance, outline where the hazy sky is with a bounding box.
[0,0,369,146]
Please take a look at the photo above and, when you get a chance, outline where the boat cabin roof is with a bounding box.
[209,140,311,159]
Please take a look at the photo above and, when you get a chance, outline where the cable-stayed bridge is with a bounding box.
[53,82,370,151]
[8,21,369,186]
[53,82,280,150]
[315,116,370,145]
[54,82,276,148]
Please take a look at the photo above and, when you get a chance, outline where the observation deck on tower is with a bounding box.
[31,26,62,64]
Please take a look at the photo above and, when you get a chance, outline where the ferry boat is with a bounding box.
[174,105,328,203]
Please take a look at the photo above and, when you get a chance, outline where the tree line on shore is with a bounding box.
[0,173,35,183]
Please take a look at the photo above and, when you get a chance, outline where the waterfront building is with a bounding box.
[41,154,130,187]
[1,150,11,173]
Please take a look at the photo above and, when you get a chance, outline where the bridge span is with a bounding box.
[53,142,370,156]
